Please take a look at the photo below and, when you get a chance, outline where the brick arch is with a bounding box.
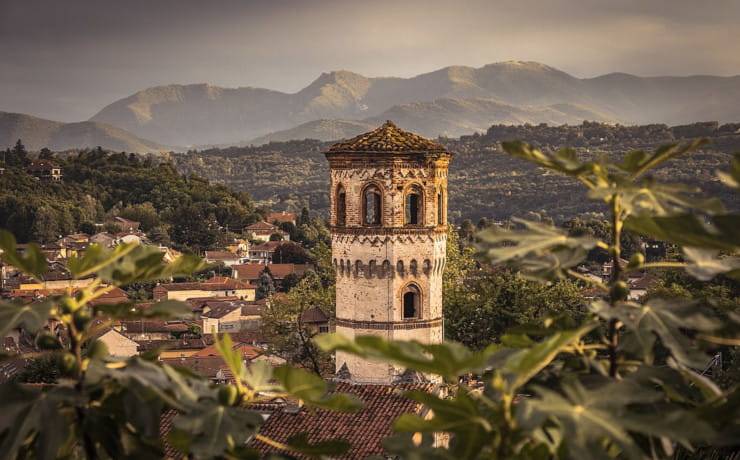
[399,282,423,319]
[361,181,384,226]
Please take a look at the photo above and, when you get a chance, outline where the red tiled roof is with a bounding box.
[136,337,213,352]
[266,211,297,224]
[191,342,264,360]
[300,306,329,324]
[249,241,283,252]
[232,263,309,281]
[201,303,241,319]
[119,320,191,334]
[327,120,446,153]
[252,382,435,459]
[204,250,241,261]
[154,279,254,292]
[245,221,279,232]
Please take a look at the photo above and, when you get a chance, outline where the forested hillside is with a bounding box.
[0,145,260,248]
[174,121,740,222]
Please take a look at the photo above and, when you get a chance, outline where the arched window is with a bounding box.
[402,284,421,319]
[405,186,423,225]
[363,184,382,225]
[336,185,346,226]
[437,189,444,225]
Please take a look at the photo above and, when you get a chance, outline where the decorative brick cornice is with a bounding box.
[335,317,443,330]
[330,226,447,236]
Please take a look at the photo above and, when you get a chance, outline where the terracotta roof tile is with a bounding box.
[327,120,446,153]
[252,382,435,459]
[233,263,309,281]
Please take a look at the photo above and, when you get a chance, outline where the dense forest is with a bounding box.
[0,143,261,249]
[175,121,740,222]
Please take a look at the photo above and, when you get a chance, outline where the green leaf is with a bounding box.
[624,139,708,178]
[66,243,138,279]
[242,360,277,393]
[273,366,362,412]
[502,142,598,178]
[717,152,740,189]
[0,384,74,460]
[624,214,740,251]
[591,298,721,367]
[500,323,596,393]
[93,299,192,319]
[315,333,499,381]
[589,180,724,217]
[395,389,491,460]
[519,379,661,460]
[283,432,351,457]
[96,244,207,286]
[478,218,599,265]
[214,333,246,384]
[170,403,262,458]
[0,230,47,279]
[0,299,53,339]
[682,247,740,281]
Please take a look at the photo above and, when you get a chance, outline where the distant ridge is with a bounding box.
[0,111,170,153]
[89,61,740,146]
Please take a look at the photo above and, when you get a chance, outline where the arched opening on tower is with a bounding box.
[363,184,382,225]
[437,189,444,225]
[402,284,421,319]
[405,186,423,225]
[336,185,346,226]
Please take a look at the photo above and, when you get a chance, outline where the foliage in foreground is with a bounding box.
[0,234,360,459]
[317,144,740,459]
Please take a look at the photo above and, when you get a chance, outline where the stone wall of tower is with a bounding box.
[327,154,450,383]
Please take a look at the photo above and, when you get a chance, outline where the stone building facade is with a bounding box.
[324,121,452,383]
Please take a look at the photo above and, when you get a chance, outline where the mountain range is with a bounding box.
[0,111,169,153]
[4,61,740,150]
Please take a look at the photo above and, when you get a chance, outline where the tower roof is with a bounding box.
[327,120,447,153]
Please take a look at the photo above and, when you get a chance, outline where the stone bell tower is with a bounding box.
[324,121,452,384]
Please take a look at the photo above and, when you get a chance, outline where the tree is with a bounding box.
[119,202,160,231]
[31,205,60,243]
[8,139,28,167]
[39,147,54,160]
[317,144,740,459]
[299,207,310,226]
[256,267,276,300]
[261,270,334,375]
[445,266,586,349]
[79,221,96,235]
[272,241,310,264]
[269,232,284,241]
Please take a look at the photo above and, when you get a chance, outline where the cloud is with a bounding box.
[1,0,738,121]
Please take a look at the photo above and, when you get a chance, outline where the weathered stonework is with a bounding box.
[324,121,452,384]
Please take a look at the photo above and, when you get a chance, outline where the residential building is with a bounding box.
[27,160,62,181]
[95,329,139,357]
[204,250,245,267]
[153,276,256,301]
[90,232,116,248]
[300,306,330,334]
[117,320,191,341]
[232,263,309,287]
[244,221,289,242]
[110,216,140,233]
[247,241,282,264]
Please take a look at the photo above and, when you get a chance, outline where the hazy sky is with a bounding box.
[2,0,740,122]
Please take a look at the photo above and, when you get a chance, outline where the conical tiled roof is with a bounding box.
[327,120,446,153]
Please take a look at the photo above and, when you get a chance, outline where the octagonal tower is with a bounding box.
[324,121,452,383]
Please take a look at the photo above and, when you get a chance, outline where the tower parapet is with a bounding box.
[324,121,452,383]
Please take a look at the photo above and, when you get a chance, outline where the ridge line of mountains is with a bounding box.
[3,61,740,152]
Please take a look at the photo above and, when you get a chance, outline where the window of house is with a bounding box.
[405,187,422,225]
[336,185,346,226]
[319,325,329,333]
[402,284,420,319]
[363,185,382,225]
